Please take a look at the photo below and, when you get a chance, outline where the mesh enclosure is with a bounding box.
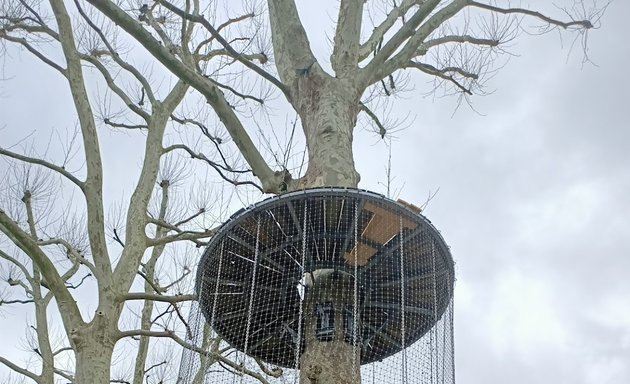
[178,188,455,384]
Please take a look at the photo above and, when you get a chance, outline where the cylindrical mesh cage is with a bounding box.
[178,188,455,384]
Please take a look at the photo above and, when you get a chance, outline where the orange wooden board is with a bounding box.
[345,202,418,266]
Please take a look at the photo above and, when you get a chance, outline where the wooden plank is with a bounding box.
[345,242,376,266]
[362,202,417,243]
[397,198,422,213]
[345,201,418,266]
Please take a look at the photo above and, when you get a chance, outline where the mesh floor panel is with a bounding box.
[178,188,455,384]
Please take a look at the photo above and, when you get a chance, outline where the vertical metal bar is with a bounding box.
[400,215,408,384]
[441,264,447,384]
[241,216,262,383]
[210,240,225,329]
[449,271,456,384]
[200,240,225,380]
[294,201,308,383]
[352,199,359,383]
[431,238,439,384]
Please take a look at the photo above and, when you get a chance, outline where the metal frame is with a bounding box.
[195,188,455,367]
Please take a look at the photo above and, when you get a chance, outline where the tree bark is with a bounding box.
[291,66,361,189]
[299,270,360,384]
[72,327,115,384]
[285,64,364,383]
[74,346,114,384]
[290,67,363,382]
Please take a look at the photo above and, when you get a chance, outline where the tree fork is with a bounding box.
[71,315,117,384]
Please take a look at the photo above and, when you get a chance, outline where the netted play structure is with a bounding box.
[178,188,455,383]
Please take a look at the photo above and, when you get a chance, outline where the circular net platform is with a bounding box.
[179,188,455,383]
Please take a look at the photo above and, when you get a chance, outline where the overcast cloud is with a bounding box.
[356,2,630,383]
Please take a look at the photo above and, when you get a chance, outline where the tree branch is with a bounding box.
[0,298,34,305]
[50,0,112,282]
[405,61,476,95]
[160,266,191,291]
[0,147,84,189]
[102,118,148,130]
[365,0,466,84]
[0,34,67,75]
[74,0,158,107]
[206,76,265,105]
[167,115,233,169]
[0,210,83,332]
[146,228,215,247]
[331,0,363,77]
[37,238,97,275]
[0,249,34,287]
[421,34,500,52]
[129,147,174,383]
[0,355,39,382]
[362,0,443,83]
[136,270,165,295]
[112,81,188,309]
[469,1,593,29]
[52,346,72,356]
[116,330,273,384]
[358,0,417,61]
[266,0,317,86]
[254,358,283,378]
[122,293,195,303]
[196,48,267,65]
[79,53,150,121]
[162,144,263,192]
[53,367,74,382]
[64,273,92,289]
[86,0,286,193]
[155,0,287,96]
[359,102,387,139]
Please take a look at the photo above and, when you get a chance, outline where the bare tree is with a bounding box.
[0,0,604,384]
[0,1,281,383]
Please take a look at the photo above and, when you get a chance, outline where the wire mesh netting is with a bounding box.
[178,188,455,384]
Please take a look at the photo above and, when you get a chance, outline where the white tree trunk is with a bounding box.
[73,331,115,384]
[299,271,360,384]
[74,348,114,384]
[291,69,363,384]
[69,298,119,384]
[293,67,361,189]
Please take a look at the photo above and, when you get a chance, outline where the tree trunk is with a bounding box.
[292,72,363,383]
[71,313,116,384]
[293,69,361,189]
[300,270,360,384]
[73,341,114,384]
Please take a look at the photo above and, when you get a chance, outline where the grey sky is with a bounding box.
[1,1,629,383]
[368,3,630,383]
